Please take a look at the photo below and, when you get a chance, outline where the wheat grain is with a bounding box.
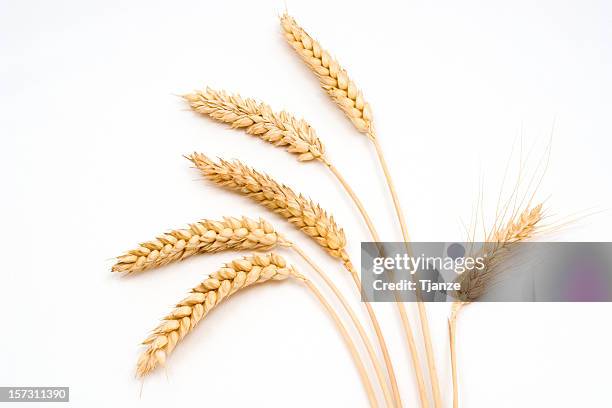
[112,216,286,274]
[136,253,297,377]
[280,14,373,136]
[184,88,324,162]
[187,153,351,267]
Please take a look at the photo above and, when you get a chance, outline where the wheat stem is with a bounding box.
[291,244,393,408]
[296,263,379,407]
[371,130,442,407]
[448,302,464,408]
[323,156,431,407]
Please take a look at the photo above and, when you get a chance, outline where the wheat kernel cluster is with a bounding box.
[113,216,286,274]
[136,253,299,377]
[184,87,325,162]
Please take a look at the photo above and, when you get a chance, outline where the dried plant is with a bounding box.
[280,14,373,135]
[136,252,378,406]
[449,203,544,408]
[112,216,287,274]
[187,153,350,266]
[136,253,296,376]
[454,203,544,303]
[280,13,436,407]
[183,88,324,162]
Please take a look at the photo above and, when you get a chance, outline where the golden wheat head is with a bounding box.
[455,204,544,302]
[112,216,286,274]
[280,14,373,136]
[187,153,350,265]
[184,87,325,162]
[137,253,299,377]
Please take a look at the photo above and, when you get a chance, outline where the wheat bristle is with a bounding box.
[113,216,286,273]
[184,87,325,162]
[280,13,373,135]
[136,253,298,377]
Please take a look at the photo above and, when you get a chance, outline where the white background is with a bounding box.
[1,0,611,407]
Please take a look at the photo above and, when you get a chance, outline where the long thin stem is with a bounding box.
[449,302,464,408]
[291,244,392,408]
[322,157,428,408]
[370,131,443,408]
[298,275,378,407]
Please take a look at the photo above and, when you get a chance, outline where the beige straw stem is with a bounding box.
[370,129,442,408]
[448,302,464,408]
[297,274,379,408]
[290,244,392,407]
[321,156,428,408]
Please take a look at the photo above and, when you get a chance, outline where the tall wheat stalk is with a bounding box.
[280,13,435,407]
[449,203,544,408]
[137,253,379,406]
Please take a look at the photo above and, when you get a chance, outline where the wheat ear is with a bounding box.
[280,14,373,136]
[280,14,435,408]
[112,216,287,274]
[188,153,399,407]
[183,88,324,162]
[137,253,379,407]
[449,203,544,408]
[187,153,349,264]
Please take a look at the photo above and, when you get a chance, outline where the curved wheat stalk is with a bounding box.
[280,13,434,408]
[187,153,398,407]
[137,253,379,407]
[113,216,287,273]
[449,203,544,408]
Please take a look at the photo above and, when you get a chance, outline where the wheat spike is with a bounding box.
[184,87,325,162]
[112,216,286,273]
[187,153,350,266]
[455,203,544,302]
[450,203,544,408]
[137,253,297,377]
[280,13,373,136]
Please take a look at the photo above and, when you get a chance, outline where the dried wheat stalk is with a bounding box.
[136,252,379,406]
[137,253,296,376]
[112,216,287,274]
[187,153,350,266]
[184,88,324,162]
[280,14,373,136]
[449,203,544,408]
[280,14,434,408]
